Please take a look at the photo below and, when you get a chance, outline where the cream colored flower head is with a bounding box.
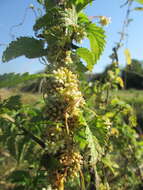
[99,16,111,26]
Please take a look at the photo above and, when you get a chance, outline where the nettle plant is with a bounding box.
[0,0,143,190]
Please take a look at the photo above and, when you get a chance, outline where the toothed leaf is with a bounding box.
[2,37,46,62]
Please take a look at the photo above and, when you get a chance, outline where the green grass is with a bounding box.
[114,89,143,104]
[1,88,143,108]
[113,89,143,110]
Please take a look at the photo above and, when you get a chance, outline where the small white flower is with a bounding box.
[88,82,93,87]
[99,16,111,26]
[29,4,34,9]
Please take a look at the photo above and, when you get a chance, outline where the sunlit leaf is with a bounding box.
[0,113,15,123]
[72,0,94,12]
[76,47,95,70]
[102,155,119,175]
[124,48,131,65]
[85,125,102,188]
[86,23,106,64]
[134,0,143,5]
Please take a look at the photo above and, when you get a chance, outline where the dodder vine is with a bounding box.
[2,0,106,189]
[1,0,143,190]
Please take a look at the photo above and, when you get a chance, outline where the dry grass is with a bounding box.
[0,88,42,105]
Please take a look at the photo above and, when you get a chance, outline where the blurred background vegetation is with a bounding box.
[1,58,143,136]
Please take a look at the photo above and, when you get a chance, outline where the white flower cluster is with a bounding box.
[53,67,83,106]
[60,150,83,178]
[53,67,84,112]
[44,67,84,122]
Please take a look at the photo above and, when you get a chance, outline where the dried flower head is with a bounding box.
[99,16,111,26]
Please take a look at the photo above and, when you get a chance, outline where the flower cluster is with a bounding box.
[60,150,83,178]
[99,16,111,26]
[44,67,84,122]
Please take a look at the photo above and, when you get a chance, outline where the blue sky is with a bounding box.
[0,0,143,74]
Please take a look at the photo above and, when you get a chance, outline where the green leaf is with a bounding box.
[0,72,51,88]
[88,33,99,61]
[134,6,143,10]
[2,37,46,62]
[0,113,15,123]
[73,0,94,12]
[89,118,108,146]
[4,95,22,110]
[86,23,106,62]
[7,170,31,185]
[34,7,77,32]
[44,0,56,10]
[77,12,90,25]
[76,17,106,71]
[76,48,95,71]
[86,126,103,165]
[7,137,17,159]
[85,125,102,188]
[23,143,36,163]
[33,12,53,31]
[41,154,61,171]
[134,0,143,4]
[76,61,88,73]
[37,0,44,4]
[17,137,29,163]
[102,155,119,175]
[74,128,87,150]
